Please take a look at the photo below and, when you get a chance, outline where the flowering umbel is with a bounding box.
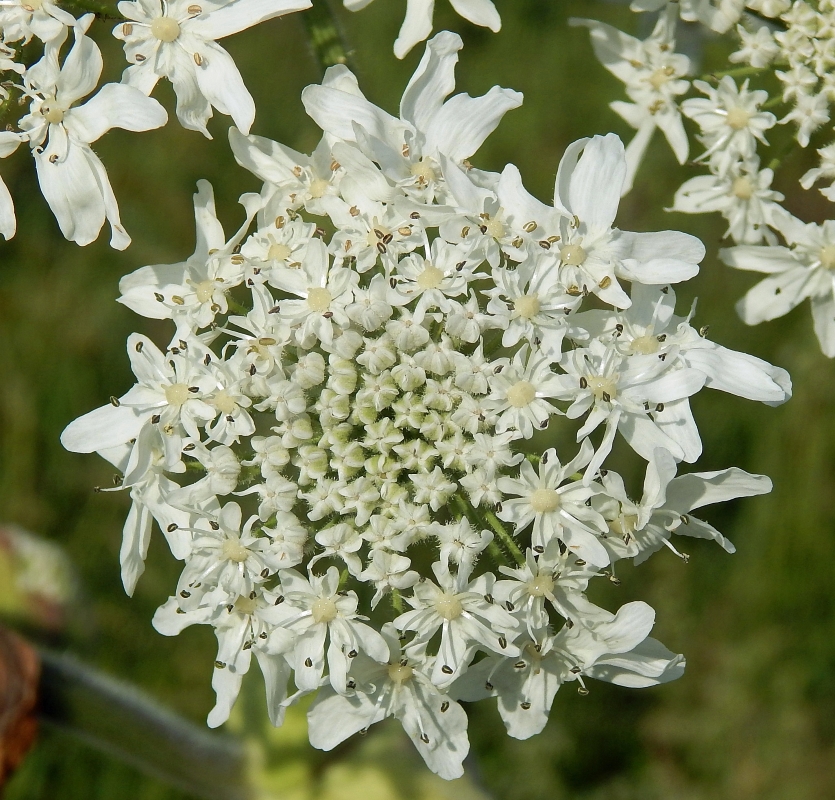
[61,33,789,779]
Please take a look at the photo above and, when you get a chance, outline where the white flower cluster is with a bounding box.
[0,0,309,248]
[61,33,790,778]
[578,1,835,358]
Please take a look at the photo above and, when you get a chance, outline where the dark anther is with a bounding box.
[109,396,120,407]
[441,664,454,675]
[167,523,178,532]
[441,702,449,712]
[521,702,531,710]
[579,377,588,389]
[305,658,313,667]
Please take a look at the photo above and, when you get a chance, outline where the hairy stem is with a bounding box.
[301,0,352,74]
[484,510,525,566]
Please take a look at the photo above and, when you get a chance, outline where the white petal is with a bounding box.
[35,134,105,246]
[228,127,306,184]
[423,86,522,162]
[563,133,626,231]
[302,84,402,144]
[666,467,771,513]
[67,83,168,143]
[735,268,815,325]
[61,402,147,453]
[0,175,15,239]
[811,293,835,357]
[308,686,384,750]
[683,342,792,404]
[193,41,255,134]
[448,0,500,30]
[56,26,103,107]
[394,0,435,59]
[400,30,461,130]
[189,0,310,40]
[720,245,797,274]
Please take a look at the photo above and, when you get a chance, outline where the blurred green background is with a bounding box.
[1,1,834,797]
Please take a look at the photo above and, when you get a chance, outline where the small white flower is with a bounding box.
[15,18,167,248]
[114,0,311,136]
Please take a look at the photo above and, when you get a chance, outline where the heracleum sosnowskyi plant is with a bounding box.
[0,0,799,785]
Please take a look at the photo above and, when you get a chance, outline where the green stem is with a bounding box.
[302,0,352,74]
[484,510,525,566]
[38,650,250,800]
[391,588,404,613]
[762,95,784,110]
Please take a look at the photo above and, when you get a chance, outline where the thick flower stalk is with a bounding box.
[61,32,790,779]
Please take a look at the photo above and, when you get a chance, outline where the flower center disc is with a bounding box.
[417,265,444,290]
[819,245,835,270]
[193,279,216,303]
[649,66,675,90]
[387,663,414,684]
[586,375,617,401]
[151,15,181,42]
[311,596,338,624]
[410,159,436,182]
[514,294,541,319]
[726,107,751,130]
[630,334,659,355]
[434,593,463,620]
[560,244,587,266]
[308,178,329,199]
[222,539,249,563]
[165,382,191,406]
[609,513,639,536]
[307,287,332,311]
[485,217,505,239]
[213,389,238,414]
[507,380,536,408]
[40,101,64,124]
[732,176,753,200]
[530,487,560,513]
[527,573,555,596]
[268,243,291,261]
